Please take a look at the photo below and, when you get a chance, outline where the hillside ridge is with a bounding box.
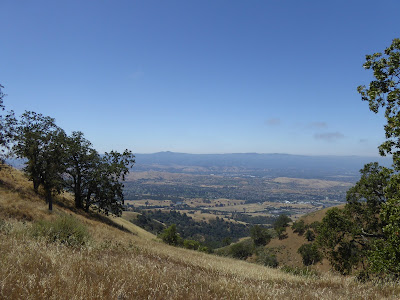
[1,164,399,299]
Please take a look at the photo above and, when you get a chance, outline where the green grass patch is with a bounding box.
[31,214,90,247]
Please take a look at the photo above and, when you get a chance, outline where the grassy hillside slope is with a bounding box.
[1,165,399,299]
[266,206,345,271]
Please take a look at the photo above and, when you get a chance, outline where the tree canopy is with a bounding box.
[0,84,16,163]
[357,38,400,167]
[10,109,135,215]
[318,38,400,279]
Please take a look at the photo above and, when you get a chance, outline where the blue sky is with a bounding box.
[1,1,399,156]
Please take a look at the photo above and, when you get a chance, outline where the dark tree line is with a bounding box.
[0,85,135,215]
[135,209,249,249]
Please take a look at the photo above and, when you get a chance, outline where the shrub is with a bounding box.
[256,248,279,268]
[250,225,272,246]
[309,221,321,231]
[159,224,182,246]
[292,220,306,235]
[275,226,288,240]
[305,229,315,241]
[229,240,253,260]
[198,246,212,253]
[297,243,322,266]
[31,215,90,247]
[273,214,292,229]
[183,239,201,250]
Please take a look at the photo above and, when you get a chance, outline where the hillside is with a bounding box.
[1,165,399,299]
[265,206,345,271]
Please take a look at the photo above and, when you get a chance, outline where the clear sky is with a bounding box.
[1,1,399,156]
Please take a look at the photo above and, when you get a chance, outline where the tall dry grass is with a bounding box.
[1,165,400,299]
[1,220,400,299]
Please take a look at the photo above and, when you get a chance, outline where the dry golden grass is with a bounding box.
[272,177,353,189]
[1,165,400,299]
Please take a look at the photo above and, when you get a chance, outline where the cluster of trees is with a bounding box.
[217,224,278,267]
[316,38,400,279]
[132,209,249,249]
[0,86,134,215]
[292,219,319,241]
[159,224,211,253]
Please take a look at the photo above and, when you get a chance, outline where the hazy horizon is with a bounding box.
[135,150,387,158]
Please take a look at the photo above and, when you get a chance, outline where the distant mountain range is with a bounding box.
[134,152,393,180]
[7,151,393,181]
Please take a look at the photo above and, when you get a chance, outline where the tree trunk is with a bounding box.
[74,174,83,209]
[33,178,40,194]
[45,187,52,211]
[85,190,92,212]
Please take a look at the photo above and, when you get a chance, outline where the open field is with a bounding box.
[124,171,351,227]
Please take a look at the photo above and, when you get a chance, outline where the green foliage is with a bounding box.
[352,38,400,278]
[31,215,90,247]
[0,83,4,109]
[305,229,315,242]
[183,239,201,250]
[309,221,321,231]
[229,239,253,260]
[317,163,393,275]
[250,225,271,246]
[317,207,363,274]
[93,150,135,216]
[255,248,278,268]
[292,219,306,235]
[357,38,400,166]
[198,246,212,253]
[13,111,67,210]
[222,237,232,246]
[158,224,211,253]
[273,214,292,229]
[297,243,322,266]
[275,226,288,240]
[137,209,248,249]
[64,131,100,210]
[130,213,164,235]
[159,224,182,246]
[368,193,400,278]
[0,84,16,164]
[13,114,134,215]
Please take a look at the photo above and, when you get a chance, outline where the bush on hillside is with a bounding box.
[292,220,306,235]
[256,248,279,268]
[273,214,292,229]
[183,239,201,250]
[159,224,182,246]
[275,226,288,240]
[305,229,315,241]
[229,239,253,260]
[250,225,272,246]
[31,214,90,247]
[297,243,322,266]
